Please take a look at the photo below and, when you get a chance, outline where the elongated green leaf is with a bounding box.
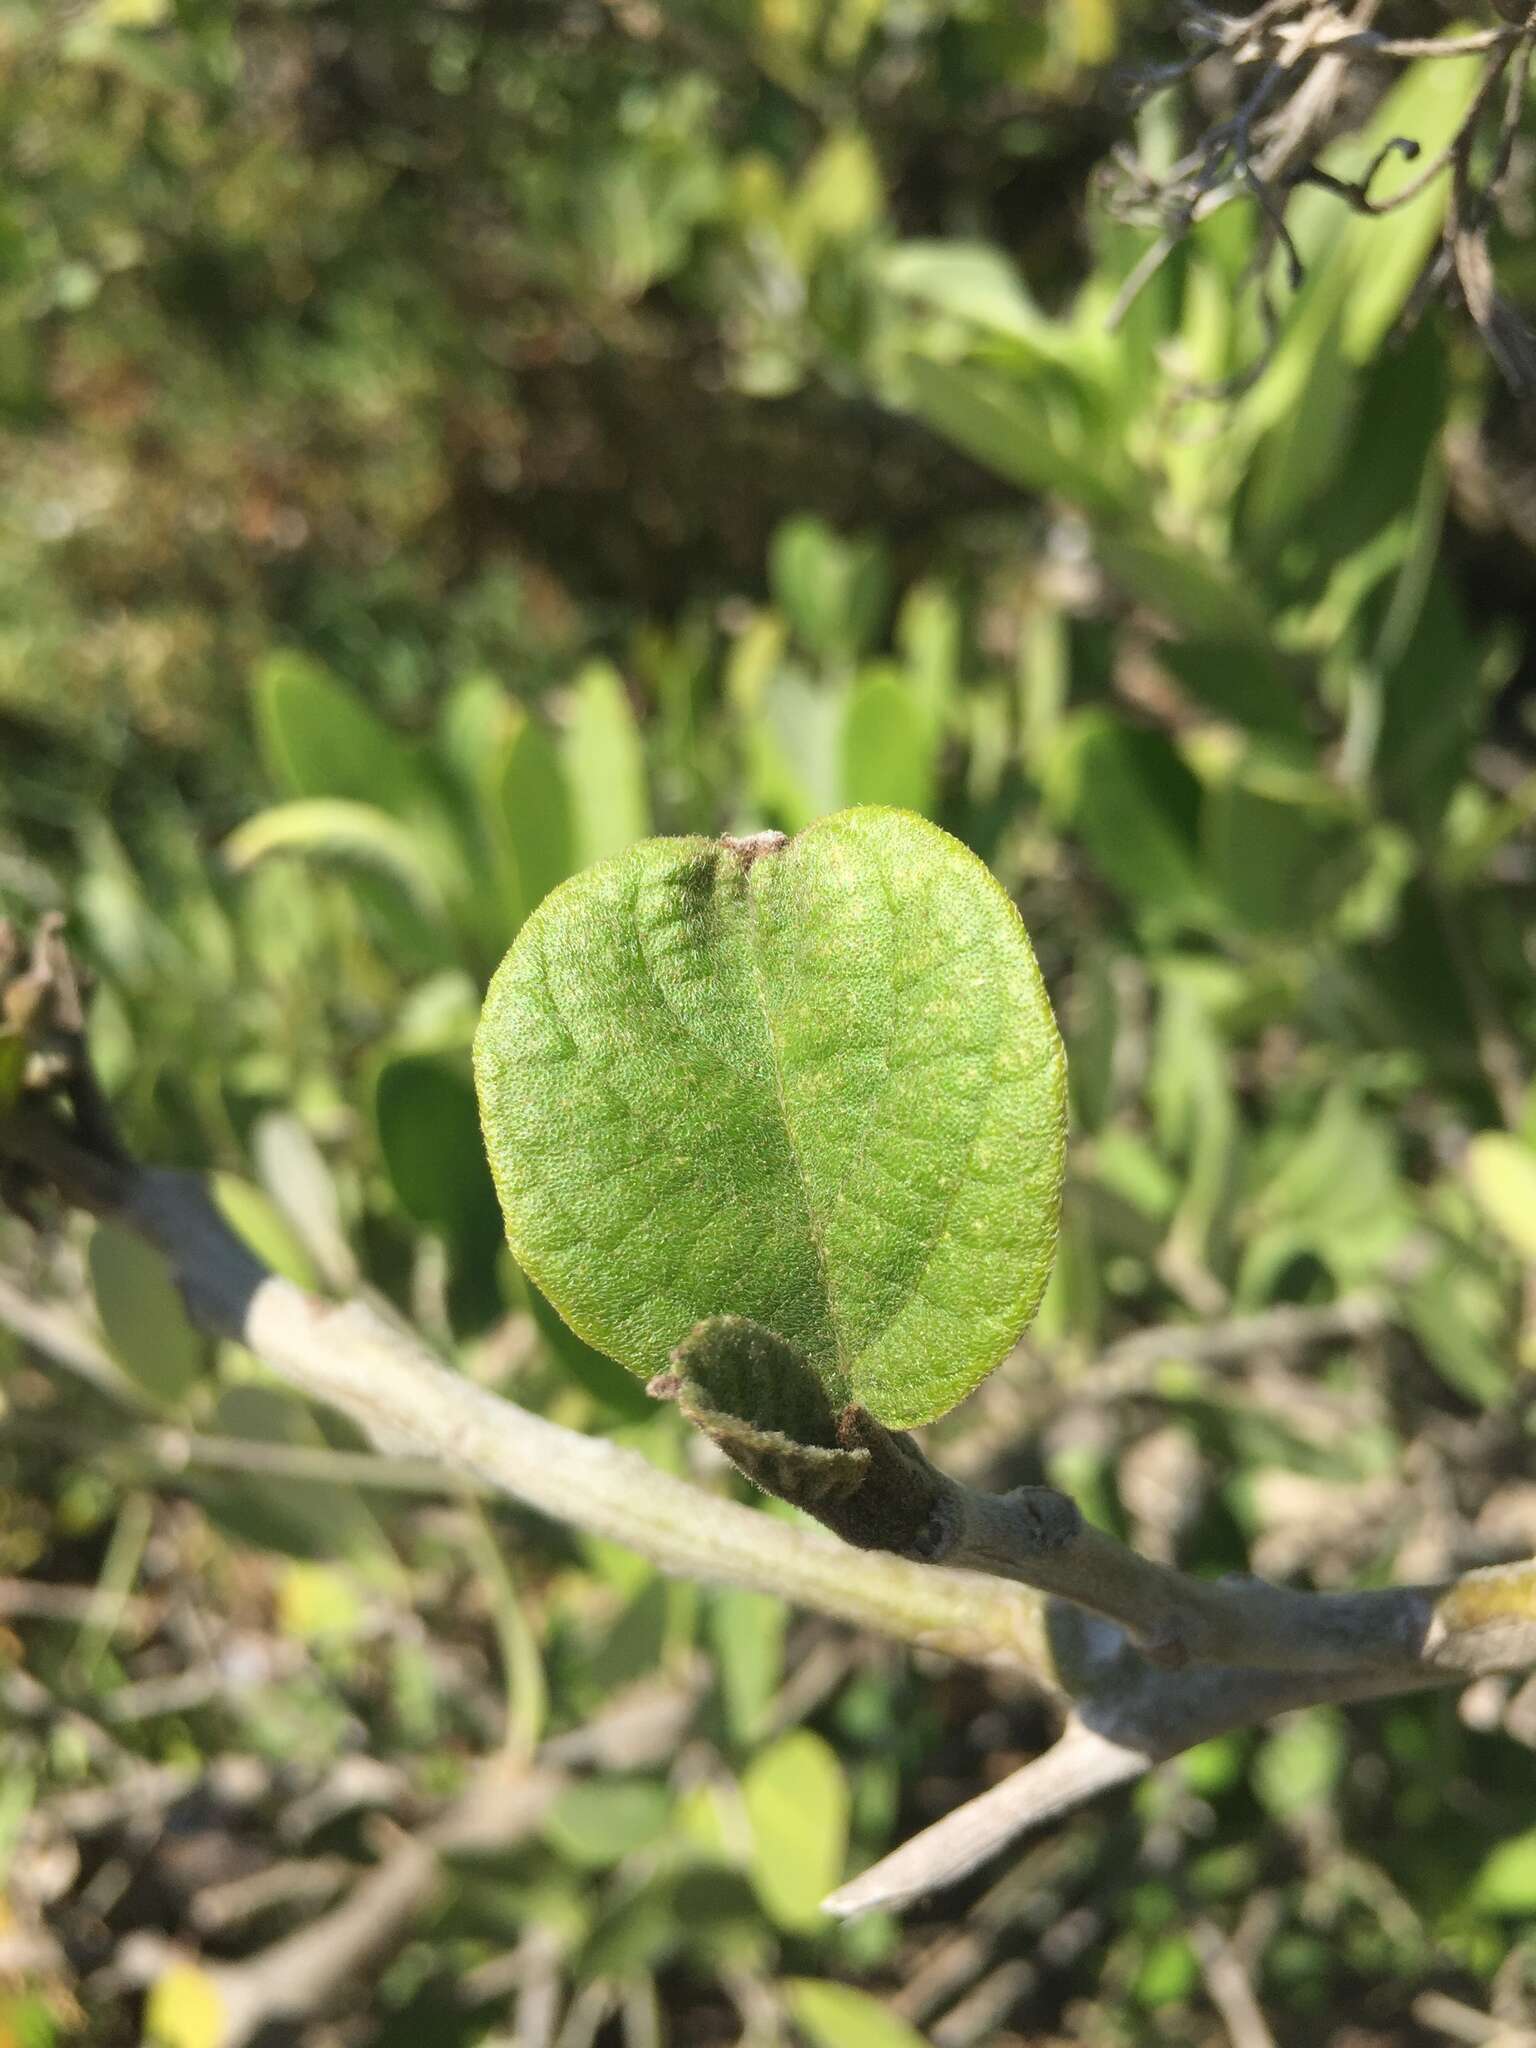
[375,1050,500,1250]
[1047,713,1210,932]
[563,662,650,866]
[251,1111,357,1293]
[1096,534,1273,648]
[1200,763,1361,937]
[842,670,937,815]
[878,240,1065,351]
[899,356,1128,518]
[475,808,1066,1428]
[88,1222,202,1406]
[211,1173,319,1291]
[709,1586,787,1746]
[498,710,576,928]
[741,1729,848,1930]
[769,516,891,666]
[743,670,845,832]
[253,653,422,817]
[786,1980,929,2048]
[1464,1134,1536,1263]
[198,1386,389,1563]
[223,800,447,921]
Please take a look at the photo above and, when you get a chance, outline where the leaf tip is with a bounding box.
[719,829,789,866]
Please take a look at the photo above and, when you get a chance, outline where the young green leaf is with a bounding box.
[475,806,1066,1429]
[741,1729,849,1930]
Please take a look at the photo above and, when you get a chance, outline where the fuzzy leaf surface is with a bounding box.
[475,805,1066,1427]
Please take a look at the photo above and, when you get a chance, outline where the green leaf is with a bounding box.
[0,1028,25,1113]
[1046,713,1210,932]
[527,1279,656,1421]
[211,1173,320,1291]
[253,653,422,817]
[543,1777,673,1870]
[740,1728,849,1930]
[375,1050,499,1249]
[1464,1133,1536,1262]
[1158,641,1309,743]
[1373,572,1480,837]
[198,1386,388,1563]
[223,799,448,922]
[709,1585,788,1746]
[898,356,1128,518]
[667,1315,871,1510]
[1096,533,1274,648]
[769,516,891,667]
[88,1222,202,1406]
[1403,1242,1512,1409]
[1200,763,1361,937]
[1470,1827,1536,1915]
[474,808,1067,1429]
[1330,52,1486,362]
[785,1979,929,2048]
[277,1560,365,1643]
[1237,311,1355,550]
[842,670,937,815]
[793,130,882,247]
[1252,1707,1347,1819]
[878,240,1064,350]
[563,662,650,867]
[1132,1935,1199,2011]
[742,669,845,832]
[251,1111,357,1293]
[497,709,577,928]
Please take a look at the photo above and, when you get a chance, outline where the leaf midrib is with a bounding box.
[742,850,848,1395]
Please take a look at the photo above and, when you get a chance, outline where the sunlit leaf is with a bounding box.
[475,808,1067,1428]
[785,1978,929,2048]
[741,1729,848,1929]
[563,662,651,866]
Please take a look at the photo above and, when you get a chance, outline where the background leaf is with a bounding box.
[742,1730,850,1930]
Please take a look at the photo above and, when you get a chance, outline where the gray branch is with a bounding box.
[5,1076,1536,1924]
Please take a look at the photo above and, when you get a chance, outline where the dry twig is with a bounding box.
[1104,0,1536,393]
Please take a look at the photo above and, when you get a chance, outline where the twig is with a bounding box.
[0,1266,141,1402]
[931,1961,1036,2048]
[191,1857,352,1935]
[1104,0,1536,392]
[933,1483,1536,1677]
[0,1115,1064,1685]
[0,1576,154,1631]
[824,1640,1457,1917]
[174,1759,564,2048]
[1190,1913,1279,2048]
[823,1719,1148,1917]
[6,926,1536,1931]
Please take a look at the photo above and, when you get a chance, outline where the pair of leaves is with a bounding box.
[475,807,1066,1434]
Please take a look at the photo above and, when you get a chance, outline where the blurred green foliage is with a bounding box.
[3,0,1536,2043]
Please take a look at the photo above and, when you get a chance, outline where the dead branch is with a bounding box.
[1104,0,1536,393]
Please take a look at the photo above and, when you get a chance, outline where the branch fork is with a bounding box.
[5,918,1536,1922]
